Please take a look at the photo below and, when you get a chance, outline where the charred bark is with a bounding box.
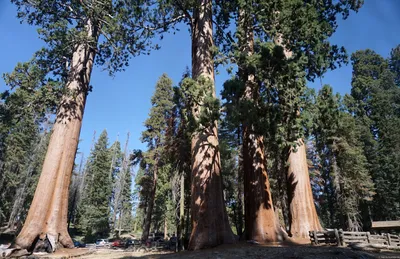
[188,0,235,250]
[13,19,98,252]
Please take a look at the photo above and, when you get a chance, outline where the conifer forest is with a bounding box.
[0,0,400,258]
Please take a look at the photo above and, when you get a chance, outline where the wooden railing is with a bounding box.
[309,229,400,250]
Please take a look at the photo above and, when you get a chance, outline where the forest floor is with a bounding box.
[32,243,400,259]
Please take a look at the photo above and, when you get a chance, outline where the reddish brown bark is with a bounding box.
[240,8,285,243]
[188,0,235,250]
[13,20,98,252]
[274,34,323,239]
[243,133,285,242]
[287,139,323,239]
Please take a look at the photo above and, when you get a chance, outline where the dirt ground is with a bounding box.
[33,243,400,259]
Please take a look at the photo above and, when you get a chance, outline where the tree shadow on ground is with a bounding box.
[117,242,395,259]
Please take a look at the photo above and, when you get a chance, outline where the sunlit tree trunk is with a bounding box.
[188,0,235,250]
[287,139,323,239]
[273,32,323,239]
[14,19,98,252]
[239,8,285,243]
[164,218,168,239]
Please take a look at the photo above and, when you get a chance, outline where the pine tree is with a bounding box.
[140,74,174,242]
[116,165,133,234]
[349,49,400,221]
[0,58,58,230]
[77,130,112,241]
[167,79,193,249]
[369,65,400,220]
[314,85,374,230]
[109,139,123,230]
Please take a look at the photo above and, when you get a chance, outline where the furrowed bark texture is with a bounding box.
[188,0,235,250]
[287,139,323,239]
[275,34,322,239]
[240,9,284,243]
[14,20,97,252]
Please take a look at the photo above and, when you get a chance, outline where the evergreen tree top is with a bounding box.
[11,0,160,76]
[142,74,174,150]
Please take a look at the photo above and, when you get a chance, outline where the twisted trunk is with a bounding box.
[188,0,235,250]
[13,19,98,252]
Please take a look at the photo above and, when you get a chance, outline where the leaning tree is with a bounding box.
[9,0,159,253]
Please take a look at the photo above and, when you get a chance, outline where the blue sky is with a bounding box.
[1,1,400,160]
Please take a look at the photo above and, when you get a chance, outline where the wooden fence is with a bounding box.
[309,229,400,250]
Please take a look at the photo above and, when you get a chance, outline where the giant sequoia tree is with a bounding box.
[10,0,157,252]
[218,0,364,241]
[150,0,236,249]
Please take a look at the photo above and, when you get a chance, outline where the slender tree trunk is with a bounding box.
[188,0,235,250]
[141,162,157,242]
[13,19,98,252]
[7,166,33,231]
[237,128,244,238]
[6,132,47,231]
[112,133,130,231]
[179,173,185,250]
[118,210,123,237]
[287,139,323,239]
[164,218,168,239]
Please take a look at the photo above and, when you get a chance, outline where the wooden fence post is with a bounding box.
[313,231,319,245]
[366,232,371,244]
[387,233,392,246]
[339,229,345,247]
[334,229,341,246]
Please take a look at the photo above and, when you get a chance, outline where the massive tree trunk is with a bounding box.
[287,139,323,239]
[188,0,235,250]
[273,33,323,239]
[13,20,98,252]
[243,133,284,242]
[239,8,285,243]
[141,159,157,242]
